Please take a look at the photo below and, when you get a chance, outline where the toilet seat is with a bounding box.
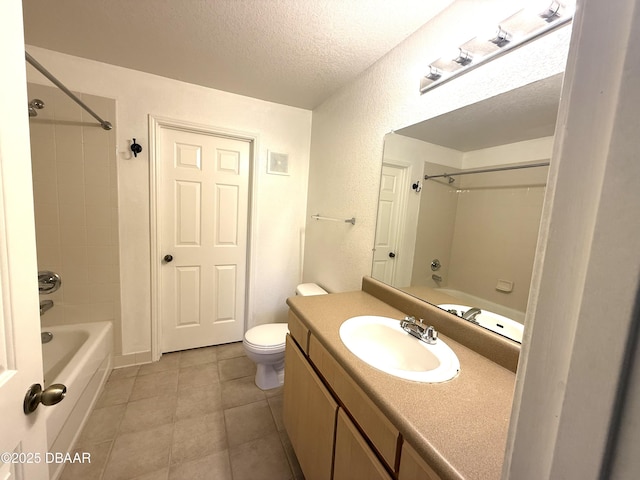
[243,323,288,353]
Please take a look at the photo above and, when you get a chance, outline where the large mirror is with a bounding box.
[372,73,563,343]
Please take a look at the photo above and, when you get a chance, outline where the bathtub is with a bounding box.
[435,288,526,324]
[41,321,113,480]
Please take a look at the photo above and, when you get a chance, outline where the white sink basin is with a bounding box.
[339,316,459,383]
[438,304,524,343]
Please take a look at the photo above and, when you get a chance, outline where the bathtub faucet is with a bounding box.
[38,270,62,294]
[462,307,482,324]
[40,300,54,316]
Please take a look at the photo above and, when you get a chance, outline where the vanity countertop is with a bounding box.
[286,286,517,480]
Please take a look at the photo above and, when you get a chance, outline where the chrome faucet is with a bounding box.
[462,307,482,324]
[40,300,54,316]
[400,316,438,344]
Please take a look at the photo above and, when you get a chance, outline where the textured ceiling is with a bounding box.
[396,74,564,152]
[22,0,454,109]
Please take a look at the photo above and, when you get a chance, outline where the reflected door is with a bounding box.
[372,164,405,285]
[159,127,250,352]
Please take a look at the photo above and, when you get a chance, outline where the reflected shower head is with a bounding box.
[28,98,45,117]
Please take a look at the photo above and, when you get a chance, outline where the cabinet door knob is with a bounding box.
[388,252,396,258]
[163,254,173,263]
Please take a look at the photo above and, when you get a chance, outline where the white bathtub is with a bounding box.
[435,288,526,324]
[41,321,113,480]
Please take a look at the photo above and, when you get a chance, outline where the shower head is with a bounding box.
[28,98,45,117]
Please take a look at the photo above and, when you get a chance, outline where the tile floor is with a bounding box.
[60,342,304,480]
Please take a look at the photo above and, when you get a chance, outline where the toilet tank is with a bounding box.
[296,283,328,296]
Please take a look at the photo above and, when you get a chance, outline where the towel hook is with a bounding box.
[131,138,143,158]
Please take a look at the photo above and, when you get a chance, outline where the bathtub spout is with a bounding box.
[41,331,53,344]
[40,300,54,316]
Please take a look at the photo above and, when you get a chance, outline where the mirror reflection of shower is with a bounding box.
[28,98,45,117]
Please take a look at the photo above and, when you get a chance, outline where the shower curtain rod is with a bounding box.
[424,161,550,181]
[25,52,113,130]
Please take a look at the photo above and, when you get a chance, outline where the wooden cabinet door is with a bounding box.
[398,441,442,480]
[334,409,393,480]
[283,335,338,480]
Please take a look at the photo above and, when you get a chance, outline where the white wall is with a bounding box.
[303,0,571,292]
[25,46,312,358]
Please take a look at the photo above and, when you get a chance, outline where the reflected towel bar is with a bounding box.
[312,214,356,225]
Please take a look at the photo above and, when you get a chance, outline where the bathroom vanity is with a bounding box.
[283,277,519,480]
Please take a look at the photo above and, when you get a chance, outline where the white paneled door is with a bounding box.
[0,1,49,477]
[159,127,250,353]
[372,164,405,285]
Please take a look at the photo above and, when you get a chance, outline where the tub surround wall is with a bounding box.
[28,83,122,354]
[303,0,570,293]
[26,45,313,361]
[409,136,552,312]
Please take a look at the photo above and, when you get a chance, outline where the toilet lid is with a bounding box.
[244,323,288,348]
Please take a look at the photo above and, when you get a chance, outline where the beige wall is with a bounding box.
[395,135,552,312]
[448,169,546,312]
[28,83,123,354]
[411,160,460,288]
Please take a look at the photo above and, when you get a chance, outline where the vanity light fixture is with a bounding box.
[488,26,512,47]
[420,1,574,94]
[426,65,443,81]
[452,48,473,66]
[539,0,563,21]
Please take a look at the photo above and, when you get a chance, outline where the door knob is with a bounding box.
[163,254,173,263]
[388,252,396,258]
[23,383,66,415]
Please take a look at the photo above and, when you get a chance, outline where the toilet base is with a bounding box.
[254,361,285,390]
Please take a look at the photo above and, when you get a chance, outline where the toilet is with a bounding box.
[243,283,327,390]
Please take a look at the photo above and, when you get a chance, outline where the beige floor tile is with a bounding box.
[220,376,265,409]
[215,342,246,360]
[130,469,169,480]
[129,369,179,402]
[268,394,285,432]
[265,385,284,398]
[138,352,180,376]
[59,440,112,480]
[119,395,177,434]
[76,404,126,447]
[102,424,173,480]
[169,451,232,480]
[67,344,301,480]
[229,432,292,480]
[279,430,304,480]
[224,400,277,448]
[179,346,217,367]
[175,383,223,420]
[218,356,256,382]
[177,362,219,389]
[171,411,227,464]
[108,365,140,381]
[96,377,135,408]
